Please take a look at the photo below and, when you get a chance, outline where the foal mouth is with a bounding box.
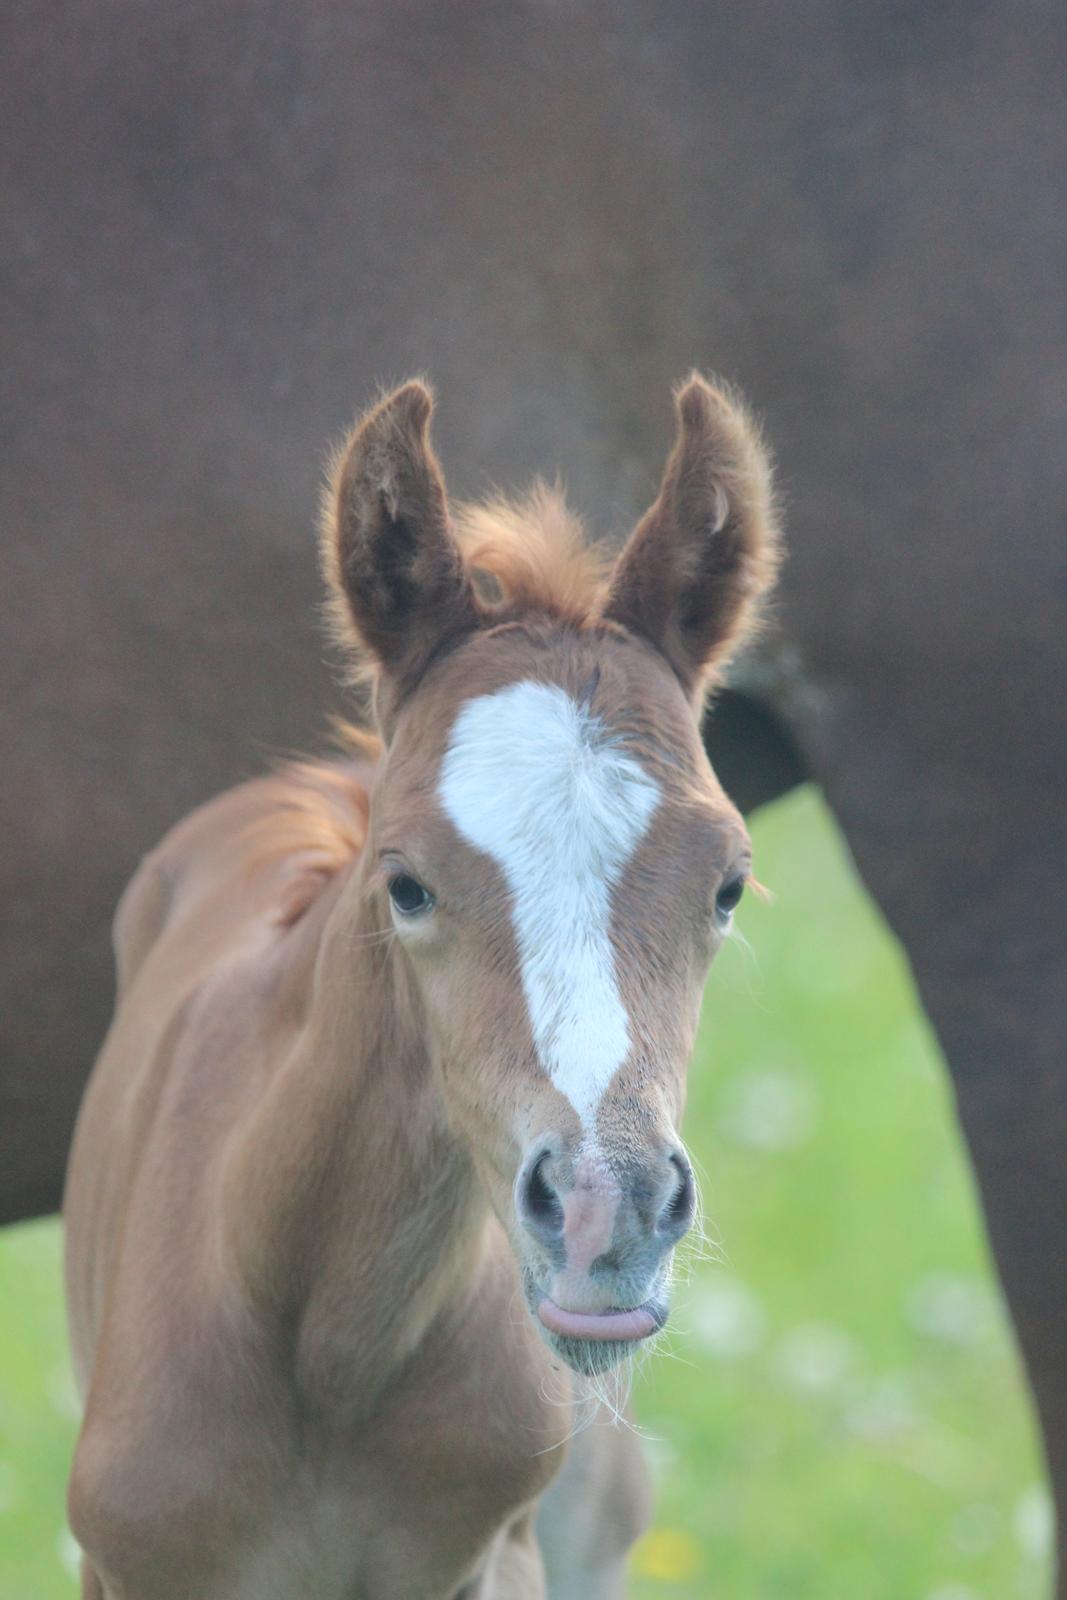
[536,1296,667,1343]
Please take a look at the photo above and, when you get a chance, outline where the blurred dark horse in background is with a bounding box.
[2,0,1064,1585]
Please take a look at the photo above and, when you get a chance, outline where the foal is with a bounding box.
[64,374,779,1598]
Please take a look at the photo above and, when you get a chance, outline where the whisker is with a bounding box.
[342,925,397,947]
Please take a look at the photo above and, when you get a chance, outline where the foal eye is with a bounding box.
[715,876,745,920]
[387,873,435,916]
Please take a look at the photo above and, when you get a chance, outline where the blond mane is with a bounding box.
[324,478,615,716]
[454,481,613,624]
[239,755,374,926]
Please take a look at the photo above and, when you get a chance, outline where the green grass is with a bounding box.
[0,788,1050,1598]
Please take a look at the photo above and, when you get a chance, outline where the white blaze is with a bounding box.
[438,680,660,1131]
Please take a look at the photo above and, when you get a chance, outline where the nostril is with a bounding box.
[519,1149,564,1238]
[659,1152,696,1239]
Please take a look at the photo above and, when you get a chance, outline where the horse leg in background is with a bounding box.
[466,1512,548,1599]
[79,1557,106,1599]
[536,1409,652,1600]
[815,734,1067,1596]
[912,947,1067,1595]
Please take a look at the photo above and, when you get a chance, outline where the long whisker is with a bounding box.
[341,925,397,947]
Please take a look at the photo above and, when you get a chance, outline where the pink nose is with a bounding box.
[538,1168,626,1318]
[560,1172,621,1275]
[515,1142,694,1333]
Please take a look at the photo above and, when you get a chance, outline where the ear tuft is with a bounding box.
[320,380,479,718]
[603,372,781,703]
[676,371,715,432]
[384,376,434,438]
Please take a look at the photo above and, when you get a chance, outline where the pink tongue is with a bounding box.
[537,1297,658,1342]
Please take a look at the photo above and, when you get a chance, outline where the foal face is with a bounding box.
[373,630,750,1372]
[322,372,778,1374]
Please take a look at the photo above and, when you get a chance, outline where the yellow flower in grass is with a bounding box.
[631,1525,705,1583]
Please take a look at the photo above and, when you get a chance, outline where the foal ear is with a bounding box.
[602,374,780,702]
[321,380,480,704]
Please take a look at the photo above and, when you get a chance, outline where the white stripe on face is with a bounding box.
[438,680,660,1133]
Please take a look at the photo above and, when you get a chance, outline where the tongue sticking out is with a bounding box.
[537,1297,661,1342]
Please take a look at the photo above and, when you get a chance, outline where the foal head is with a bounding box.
[321,376,779,1375]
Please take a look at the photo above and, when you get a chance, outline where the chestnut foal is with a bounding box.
[64,374,779,1598]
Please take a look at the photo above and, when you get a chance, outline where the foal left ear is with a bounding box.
[321,380,480,710]
[602,374,780,703]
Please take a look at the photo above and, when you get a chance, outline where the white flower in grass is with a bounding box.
[905,1273,998,1346]
[639,1435,678,1484]
[716,1068,818,1152]
[57,1526,82,1578]
[689,1275,766,1358]
[1014,1483,1053,1562]
[843,1372,919,1439]
[776,1322,856,1394]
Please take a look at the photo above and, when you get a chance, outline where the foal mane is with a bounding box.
[454,481,612,624]
[328,478,614,715]
[239,755,373,928]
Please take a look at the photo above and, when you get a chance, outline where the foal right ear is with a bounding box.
[602,374,780,704]
[321,380,480,709]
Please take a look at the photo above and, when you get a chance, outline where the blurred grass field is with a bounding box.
[0,786,1050,1598]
